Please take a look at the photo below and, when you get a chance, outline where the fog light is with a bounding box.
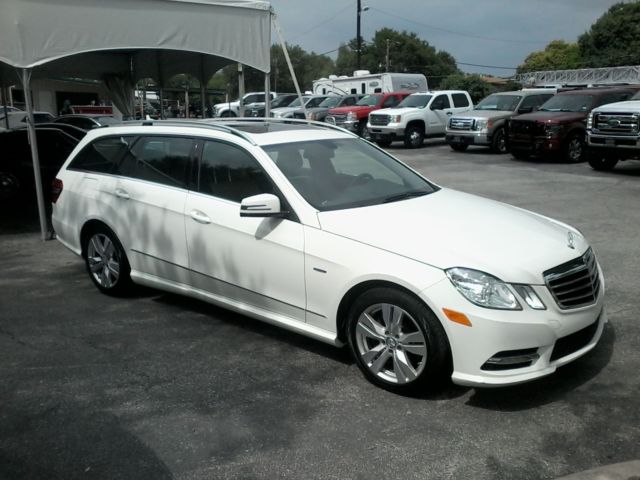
[482,348,540,371]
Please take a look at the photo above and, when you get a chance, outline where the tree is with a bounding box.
[439,74,493,103]
[335,28,460,88]
[579,2,640,67]
[516,40,582,73]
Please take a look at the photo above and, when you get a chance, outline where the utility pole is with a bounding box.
[356,0,362,70]
[385,39,390,72]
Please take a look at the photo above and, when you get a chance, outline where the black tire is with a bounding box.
[491,127,508,154]
[511,149,529,160]
[449,143,468,152]
[587,152,618,171]
[404,125,425,148]
[565,132,585,163]
[0,172,21,200]
[356,121,369,139]
[376,139,392,148]
[347,287,451,394]
[83,225,132,296]
[220,111,236,118]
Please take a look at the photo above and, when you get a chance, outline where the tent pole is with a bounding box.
[21,69,48,241]
[200,55,206,118]
[238,64,245,117]
[264,73,271,118]
[157,51,165,119]
[272,16,306,118]
[1,87,10,129]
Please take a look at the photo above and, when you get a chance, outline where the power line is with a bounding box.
[456,61,516,71]
[288,3,353,43]
[368,7,549,45]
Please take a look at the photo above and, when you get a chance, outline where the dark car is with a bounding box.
[292,94,363,121]
[508,87,636,162]
[0,126,85,200]
[248,94,298,117]
[53,114,118,130]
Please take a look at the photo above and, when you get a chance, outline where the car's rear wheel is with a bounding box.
[84,226,132,295]
[347,287,450,393]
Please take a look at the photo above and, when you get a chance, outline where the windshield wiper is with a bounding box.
[382,190,430,204]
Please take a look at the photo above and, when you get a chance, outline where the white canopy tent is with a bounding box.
[0,0,301,240]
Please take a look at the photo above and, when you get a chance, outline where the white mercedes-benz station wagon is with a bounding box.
[52,119,606,392]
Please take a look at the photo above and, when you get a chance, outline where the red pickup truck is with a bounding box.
[325,92,409,137]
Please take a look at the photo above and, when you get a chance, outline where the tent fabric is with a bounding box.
[0,0,272,85]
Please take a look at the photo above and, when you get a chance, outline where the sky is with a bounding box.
[267,0,630,78]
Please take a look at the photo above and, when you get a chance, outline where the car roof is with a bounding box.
[557,86,635,96]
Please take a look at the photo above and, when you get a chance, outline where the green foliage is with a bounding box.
[517,40,582,74]
[578,2,640,67]
[439,74,493,103]
[335,28,459,88]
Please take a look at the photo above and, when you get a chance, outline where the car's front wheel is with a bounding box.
[587,152,618,171]
[347,287,450,393]
[404,125,424,148]
[83,226,132,295]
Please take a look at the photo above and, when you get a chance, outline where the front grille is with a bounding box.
[448,117,474,131]
[544,248,600,310]
[593,112,639,135]
[550,318,599,361]
[326,114,346,125]
[370,115,390,126]
[509,120,545,136]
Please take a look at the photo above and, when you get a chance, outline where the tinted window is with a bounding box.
[382,95,401,108]
[199,141,275,202]
[116,136,192,188]
[597,91,633,106]
[519,94,554,110]
[68,136,131,173]
[452,93,470,108]
[431,95,451,110]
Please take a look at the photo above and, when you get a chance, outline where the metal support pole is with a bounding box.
[157,51,165,119]
[273,15,305,117]
[1,87,10,129]
[200,55,206,118]
[21,69,48,241]
[264,73,271,118]
[238,63,245,117]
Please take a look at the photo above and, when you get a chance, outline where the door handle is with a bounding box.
[190,209,211,224]
[114,188,130,200]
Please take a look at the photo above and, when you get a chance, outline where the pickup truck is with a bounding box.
[367,90,473,148]
[586,90,640,171]
[213,92,277,117]
[325,92,409,137]
[446,90,553,153]
[508,87,635,162]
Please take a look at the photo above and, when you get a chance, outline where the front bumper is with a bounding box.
[368,123,405,139]
[445,132,491,147]
[420,274,606,388]
[588,134,640,159]
[509,134,563,155]
[326,117,359,132]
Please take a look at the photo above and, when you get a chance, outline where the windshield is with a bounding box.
[272,96,296,108]
[475,94,522,111]
[95,116,117,125]
[398,95,432,108]
[539,94,594,112]
[319,96,342,108]
[263,138,438,211]
[287,96,310,108]
[356,95,381,107]
[305,97,326,108]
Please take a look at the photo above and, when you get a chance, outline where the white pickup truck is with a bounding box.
[367,90,473,148]
[213,92,277,117]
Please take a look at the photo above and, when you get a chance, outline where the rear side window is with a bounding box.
[198,140,275,202]
[115,136,193,188]
[68,136,131,173]
[452,93,470,108]
[431,94,451,110]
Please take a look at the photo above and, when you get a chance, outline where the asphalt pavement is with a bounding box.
[1,141,639,479]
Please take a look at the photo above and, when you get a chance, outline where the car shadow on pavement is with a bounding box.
[464,321,615,411]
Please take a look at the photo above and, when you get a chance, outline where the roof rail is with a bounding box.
[119,119,257,145]
[202,117,357,136]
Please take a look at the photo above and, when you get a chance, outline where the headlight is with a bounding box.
[346,112,356,121]
[474,119,491,131]
[391,115,402,123]
[545,124,562,137]
[446,268,521,310]
[307,111,317,120]
[587,113,593,130]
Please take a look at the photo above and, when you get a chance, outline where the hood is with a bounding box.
[370,107,419,116]
[512,111,587,123]
[593,100,640,113]
[317,188,587,284]
[451,110,513,120]
[328,105,376,114]
[214,100,239,108]
[271,106,300,115]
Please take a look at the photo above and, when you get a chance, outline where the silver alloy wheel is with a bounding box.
[355,303,428,384]
[494,129,507,153]
[87,233,120,288]
[408,129,422,147]
[567,136,583,161]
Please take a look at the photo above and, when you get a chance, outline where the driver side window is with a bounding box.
[430,94,451,110]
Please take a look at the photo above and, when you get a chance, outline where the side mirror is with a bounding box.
[518,106,533,114]
[240,193,287,218]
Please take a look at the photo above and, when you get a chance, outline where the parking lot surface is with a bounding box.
[1,142,639,479]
